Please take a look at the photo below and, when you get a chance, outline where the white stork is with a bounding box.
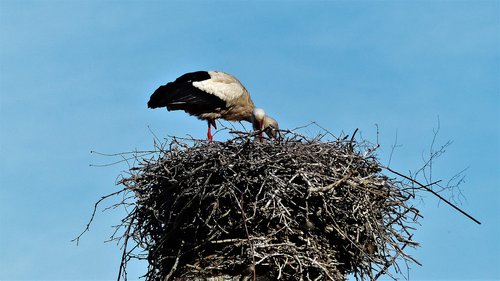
[148,70,279,142]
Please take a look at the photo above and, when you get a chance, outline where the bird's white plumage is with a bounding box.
[192,71,246,104]
[252,108,266,122]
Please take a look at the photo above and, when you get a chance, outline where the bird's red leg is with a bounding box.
[207,119,217,143]
[207,120,213,143]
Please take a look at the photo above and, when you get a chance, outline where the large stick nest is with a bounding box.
[117,131,421,281]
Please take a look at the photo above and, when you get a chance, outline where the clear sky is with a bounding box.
[0,0,498,280]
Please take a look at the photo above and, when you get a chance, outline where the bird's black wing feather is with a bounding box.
[147,71,227,116]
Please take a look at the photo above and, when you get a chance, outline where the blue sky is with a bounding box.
[0,1,498,280]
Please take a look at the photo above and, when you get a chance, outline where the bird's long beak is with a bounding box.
[259,120,264,141]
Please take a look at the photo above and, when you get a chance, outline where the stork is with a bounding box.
[148,70,279,142]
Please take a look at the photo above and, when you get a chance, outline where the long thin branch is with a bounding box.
[383,166,481,224]
[117,215,135,281]
[72,188,128,245]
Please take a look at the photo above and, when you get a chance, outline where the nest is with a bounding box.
[115,131,421,281]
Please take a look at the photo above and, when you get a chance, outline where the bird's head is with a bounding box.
[262,115,280,139]
[252,108,280,140]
